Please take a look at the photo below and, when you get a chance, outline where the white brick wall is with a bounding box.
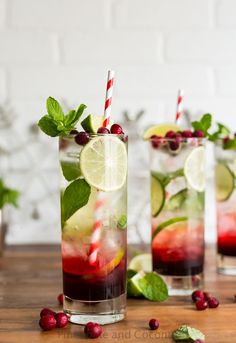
[1,0,236,244]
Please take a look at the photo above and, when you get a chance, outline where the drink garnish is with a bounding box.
[152,217,188,240]
[172,325,205,341]
[0,179,20,209]
[215,163,234,201]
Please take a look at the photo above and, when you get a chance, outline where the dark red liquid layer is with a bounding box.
[152,248,204,276]
[62,255,126,301]
[217,213,236,256]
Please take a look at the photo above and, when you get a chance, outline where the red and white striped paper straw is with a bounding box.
[175,89,184,123]
[103,70,115,128]
[88,192,106,265]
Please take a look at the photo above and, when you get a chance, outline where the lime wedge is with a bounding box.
[81,114,103,133]
[152,216,187,240]
[143,123,180,140]
[151,175,165,216]
[128,253,152,272]
[127,271,145,297]
[184,146,205,192]
[216,163,234,201]
[80,136,127,191]
[165,188,188,211]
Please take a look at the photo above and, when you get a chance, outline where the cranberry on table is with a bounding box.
[40,308,56,318]
[57,293,63,305]
[84,322,102,339]
[192,290,204,302]
[208,297,219,308]
[195,299,208,311]
[97,127,110,134]
[110,124,124,134]
[181,130,193,138]
[203,292,212,301]
[75,132,90,145]
[55,312,68,328]
[149,318,159,330]
[39,314,57,331]
[193,130,205,138]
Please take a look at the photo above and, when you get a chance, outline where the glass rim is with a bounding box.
[148,136,207,142]
[60,132,127,140]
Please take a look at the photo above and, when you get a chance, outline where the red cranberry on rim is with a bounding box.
[223,136,230,145]
[57,293,63,305]
[39,314,57,331]
[149,318,159,330]
[195,299,208,311]
[181,130,193,138]
[84,322,102,338]
[75,132,90,145]
[192,290,204,302]
[208,297,219,308]
[110,123,124,134]
[40,308,56,318]
[97,127,110,134]
[169,141,180,151]
[151,135,162,149]
[55,312,68,328]
[165,130,176,139]
[193,130,205,138]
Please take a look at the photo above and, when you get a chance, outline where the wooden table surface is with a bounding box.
[0,245,236,343]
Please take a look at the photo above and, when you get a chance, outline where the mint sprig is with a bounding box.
[38,97,87,136]
[61,179,91,223]
[0,179,20,209]
[191,113,212,137]
[172,325,205,341]
[209,122,230,142]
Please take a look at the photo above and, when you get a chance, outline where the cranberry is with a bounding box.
[110,124,123,134]
[57,293,63,305]
[70,129,79,135]
[203,292,212,301]
[223,136,230,145]
[40,308,56,318]
[97,127,110,134]
[151,135,162,149]
[192,290,205,302]
[165,130,176,138]
[84,322,102,338]
[169,141,180,151]
[175,132,182,143]
[181,130,193,138]
[39,314,57,331]
[193,130,205,138]
[55,312,68,328]
[149,318,159,330]
[75,132,90,145]
[196,299,208,311]
[208,297,219,308]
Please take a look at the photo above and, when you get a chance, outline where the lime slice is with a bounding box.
[233,158,236,177]
[81,114,103,133]
[184,146,205,192]
[165,188,188,211]
[216,163,234,201]
[143,123,180,140]
[152,216,187,240]
[151,175,165,217]
[127,271,145,297]
[128,253,152,272]
[80,136,127,191]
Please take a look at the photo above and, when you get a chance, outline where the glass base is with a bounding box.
[161,273,204,296]
[64,293,126,325]
[217,254,236,275]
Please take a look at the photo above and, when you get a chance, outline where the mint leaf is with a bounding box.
[62,179,91,222]
[46,96,64,121]
[217,122,230,136]
[0,179,20,209]
[38,115,60,137]
[172,325,190,341]
[191,113,212,136]
[74,104,87,123]
[63,104,86,130]
[138,272,168,301]
[61,160,81,181]
[188,327,205,341]
[118,214,127,229]
[209,122,231,142]
[64,110,77,126]
[224,138,236,150]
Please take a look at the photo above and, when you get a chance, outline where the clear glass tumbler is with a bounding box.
[215,142,236,275]
[149,136,206,295]
[59,133,128,324]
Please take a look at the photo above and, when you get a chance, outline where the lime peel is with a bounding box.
[152,217,188,240]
